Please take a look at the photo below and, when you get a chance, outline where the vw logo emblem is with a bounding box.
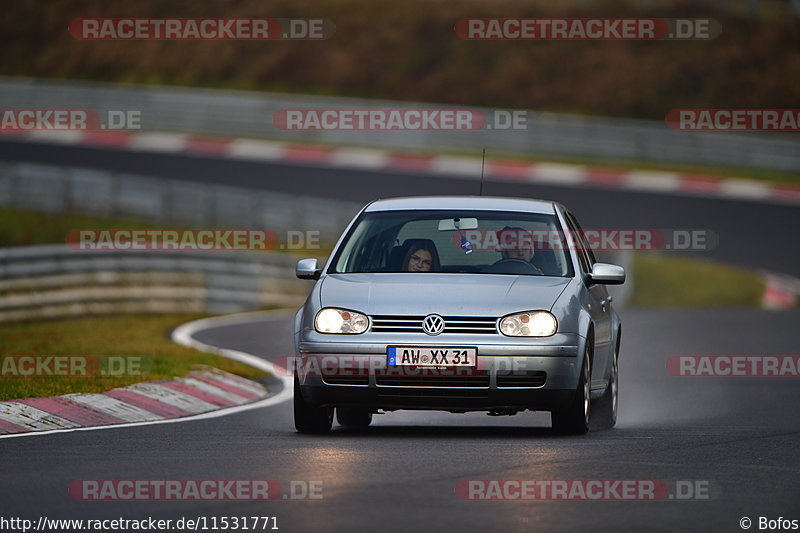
[422,314,445,336]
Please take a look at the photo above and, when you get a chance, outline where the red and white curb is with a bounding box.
[4,130,800,206]
[0,368,265,436]
[761,274,800,310]
[0,310,294,439]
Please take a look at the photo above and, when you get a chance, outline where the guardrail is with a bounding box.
[0,244,319,321]
[1,77,797,172]
[0,161,361,245]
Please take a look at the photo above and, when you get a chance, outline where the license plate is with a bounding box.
[387,347,477,367]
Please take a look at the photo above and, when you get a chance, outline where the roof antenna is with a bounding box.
[479,148,486,196]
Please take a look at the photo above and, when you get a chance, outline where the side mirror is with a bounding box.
[296,258,321,280]
[589,263,625,285]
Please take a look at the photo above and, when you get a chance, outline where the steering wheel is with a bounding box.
[483,258,542,275]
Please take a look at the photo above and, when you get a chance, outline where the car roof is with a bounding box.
[364,196,558,214]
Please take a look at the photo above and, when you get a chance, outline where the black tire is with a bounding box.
[593,345,618,430]
[336,408,373,428]
[294,377,333,434]
[552,341,591,435]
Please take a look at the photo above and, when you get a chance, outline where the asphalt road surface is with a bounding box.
[2,307,799,532]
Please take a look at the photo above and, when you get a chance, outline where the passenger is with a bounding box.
[402,242,440,272]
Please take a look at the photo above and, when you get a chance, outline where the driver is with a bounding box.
[496,226,543,274]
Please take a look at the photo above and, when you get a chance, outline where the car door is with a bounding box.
[565,212,612,391]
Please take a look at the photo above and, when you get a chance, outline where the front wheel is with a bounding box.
[593,345,618,430]
[552,342,591,435]
[294,377,333,434]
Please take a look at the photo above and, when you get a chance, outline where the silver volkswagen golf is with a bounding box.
[293,196,624,434]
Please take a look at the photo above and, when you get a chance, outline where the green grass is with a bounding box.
[0,207,333,255]
[630,252,764,308]
[0,208,158,247]
[0,314,267,401]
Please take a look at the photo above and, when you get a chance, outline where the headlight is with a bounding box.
[314,308,369,334]
[499,311,557,337]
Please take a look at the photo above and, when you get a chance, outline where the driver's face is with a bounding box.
[498,229,534,262]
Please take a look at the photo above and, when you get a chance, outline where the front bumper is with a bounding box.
[295,333,584,412]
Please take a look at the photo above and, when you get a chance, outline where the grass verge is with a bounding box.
[630,253,765,308]
[0,207,332,255]
[0,314,267,401]
[0,208,157,247]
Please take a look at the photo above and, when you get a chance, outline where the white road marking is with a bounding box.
[128,132,188,152]
[176,376,251,404]
[194,369,267,397]
[329,148,390,168]
[228,139,287,160]
[624,171,681,191]
[25,130,86,145]
[720,178,771,200]
[0,402,79,430]
[431,156,483,177]
[530,163,586,184]
[64,393,163,423]
[126,383,219,413]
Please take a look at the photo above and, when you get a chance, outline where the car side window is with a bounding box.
[563,214,591,274]
[567,213,597,267]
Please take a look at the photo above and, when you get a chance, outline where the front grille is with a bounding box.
[376,371,490,388]
[496,371,547,388]
[370,315,498,334]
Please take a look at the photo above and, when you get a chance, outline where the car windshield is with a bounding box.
[330,209,574,277]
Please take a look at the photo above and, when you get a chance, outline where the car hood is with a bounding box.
[319,274,570,316]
